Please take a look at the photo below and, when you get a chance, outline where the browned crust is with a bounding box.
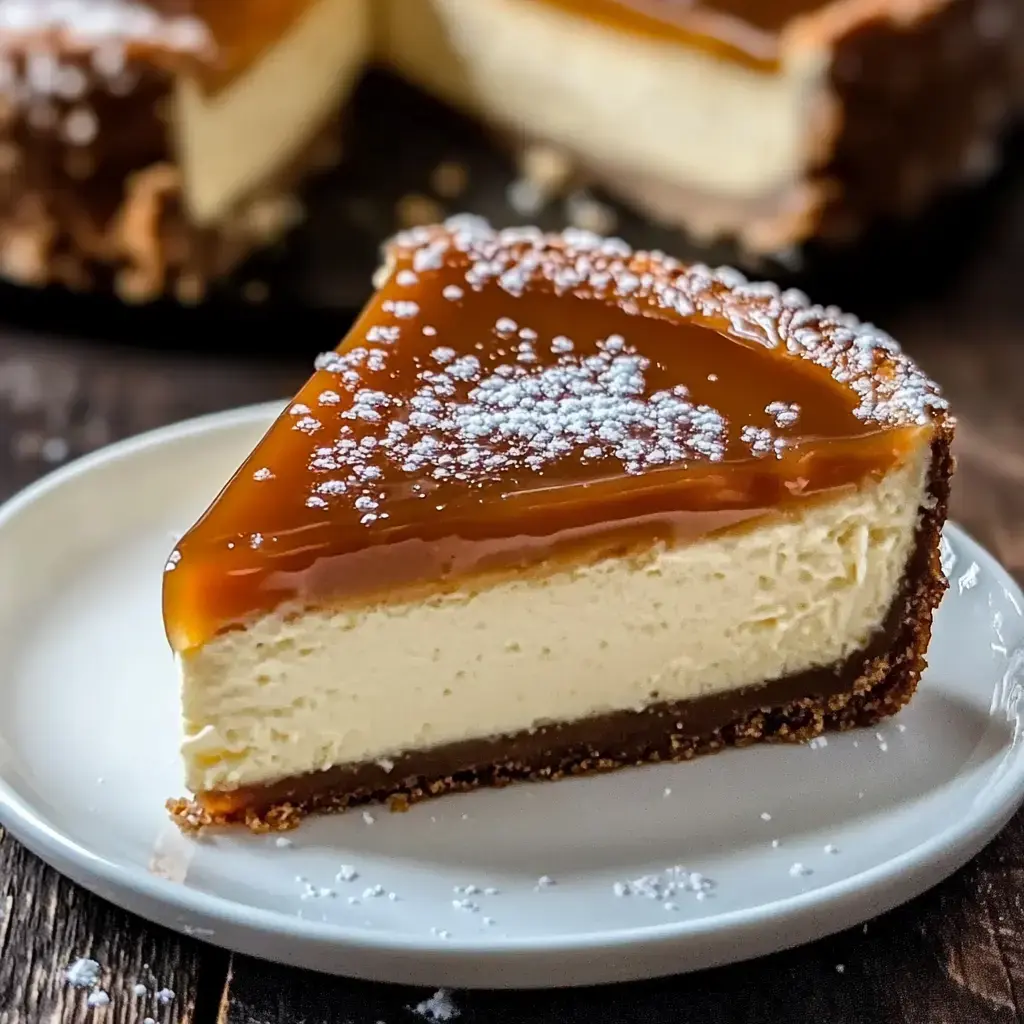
[167,422,954,834]
[814,0,1024,245]
[0,63,338,302]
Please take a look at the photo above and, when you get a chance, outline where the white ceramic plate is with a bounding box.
[1,402,1022,989]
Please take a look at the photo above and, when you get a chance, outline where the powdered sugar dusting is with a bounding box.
[313,330,726,498]
[388,217,947,430]
[65,958,102,988]
[413,989,460,1021]
[275,218,948,528]
[0,1,212,54]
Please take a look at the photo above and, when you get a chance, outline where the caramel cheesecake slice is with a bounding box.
[165,216,953,831]
[384,0,1023,253]
[0,0,368,301]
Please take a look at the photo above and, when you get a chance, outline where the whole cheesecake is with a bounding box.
[0,0,1020,299]
[164,216,954,831]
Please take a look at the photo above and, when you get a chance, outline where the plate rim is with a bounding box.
[0,402,1022,979]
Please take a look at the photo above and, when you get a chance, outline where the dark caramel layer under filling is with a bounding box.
[163,223,945,653]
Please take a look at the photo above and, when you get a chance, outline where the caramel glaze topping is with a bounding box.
[164,217,948,654]
[186,0,316,93]
[535,0,838,70]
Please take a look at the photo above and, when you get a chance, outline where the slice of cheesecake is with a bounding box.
[383,0,1023,254]
[0,0,368,301]
[165,216,954,832]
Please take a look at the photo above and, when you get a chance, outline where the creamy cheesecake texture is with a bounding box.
[382,0,1023,251]
[174,0,371,225]
[383,0,827,202]
[181,448,928,793]
[165,219,951,809]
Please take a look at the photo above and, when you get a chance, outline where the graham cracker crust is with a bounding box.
[167,428,954,835]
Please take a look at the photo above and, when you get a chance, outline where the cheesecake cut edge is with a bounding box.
[167,426,954,834]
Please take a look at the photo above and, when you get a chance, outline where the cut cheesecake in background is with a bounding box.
[1,0,1021,301]
[165,216,954,831]
[384,0,1024,254]
[0,0,369,301]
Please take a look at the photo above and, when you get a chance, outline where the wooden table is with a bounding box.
[3,168,1024,1024]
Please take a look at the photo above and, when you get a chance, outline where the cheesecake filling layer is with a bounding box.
[181,449,927,794]
[174,0,370,225]
[382,0,827,203]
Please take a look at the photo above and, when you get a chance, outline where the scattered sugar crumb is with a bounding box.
[156,988,176,1005]
[958,561,980,594]
[663,787,672,798]
[40,436,69,463]
[413,988,459,1020]
[484,886,500,896]
[612,867,715,901]
[536,875,556,889]
[760,812,772,821]
[789,863,812,877]
[483,916,496,926]
[274,837,293,849]
[824,844,839,855]
[363,885,385,899]
[896,723,907,733]
[132,983,147,997]
[336,865,358,882]
[86,991,110,1008]
[66,959,102,988]
[507,177,546,216]
[565,191,618,235]
[836,964,845,974]
[430,927,452,940]
[771,839,780,849]
[362,811,376,825]
[808,736,828,750]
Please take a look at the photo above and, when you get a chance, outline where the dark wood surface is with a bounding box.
[3,151,1024,1024]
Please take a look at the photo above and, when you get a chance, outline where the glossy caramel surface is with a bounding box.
[164,221,944,653]
[536,0,836,68]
